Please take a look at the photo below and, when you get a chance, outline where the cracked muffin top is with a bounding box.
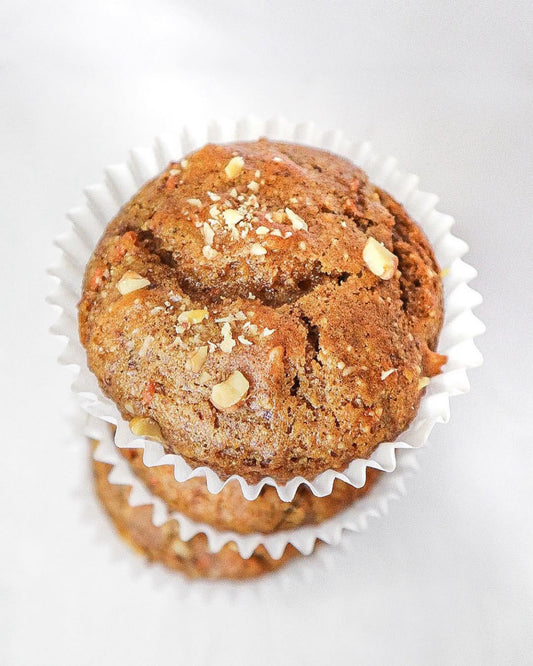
[79,139,446,483]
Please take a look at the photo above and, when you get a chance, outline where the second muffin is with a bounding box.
[119,444,381,534]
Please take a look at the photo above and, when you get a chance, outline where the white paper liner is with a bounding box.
[48,116,484,501]
[86,414,419,560]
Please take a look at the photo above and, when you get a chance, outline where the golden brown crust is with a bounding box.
[93,457,299,579]
[119,445,381,534]
[80,140,445,483]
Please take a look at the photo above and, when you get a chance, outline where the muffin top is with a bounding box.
[79,139,445,483]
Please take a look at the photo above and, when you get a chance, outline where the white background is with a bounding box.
[1,1,532,664]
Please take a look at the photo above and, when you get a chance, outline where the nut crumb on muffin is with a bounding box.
[79,139,446,483]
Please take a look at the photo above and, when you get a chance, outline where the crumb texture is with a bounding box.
[79,139,445,482]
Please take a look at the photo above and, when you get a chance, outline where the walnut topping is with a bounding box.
[418,376,430,390]
[215,311,246,323]
[263,327,275,337]
[238,335,253,346]
[247,181,259,192]
[177,309,209,325]
[219,321,236,353]
[170,538,191,558]
[250,243,267,256]
[255,226,270,235]
[285,207,308,231]
[209,204,220,218]
[207,191,220,202]
[222,209,244,226]
[210,371,249,410]
[363,237,398,280]
[187,198,202,208]
[381,368,397,380]
[224,156,244,179]
[202,246,218,260]
[202,222,215,246]
[198,371,212,384]
[129,416,163,442]
[187,345,208,372]
[116,271,151,295]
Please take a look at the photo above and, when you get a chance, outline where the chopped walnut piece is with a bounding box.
[285,207,308,231]
[247,180,259,192]
[363,237,398,280]
[250,243,267,256]
[418,376,430,390]
[116,271,151,295]
[202,222,215,246]
[255,226,270,235]
[222,209,244,226]
[202,246,218,260]
[170,538,192,558]
[224,156,244,179]
[130,416,163,442]
[211,371,249,410]
[381,368,397,380]
[187,345,208,372]
[219,321,236,353]
[198,371,212,384]
[178,309,209,325]
[187,198,202,208]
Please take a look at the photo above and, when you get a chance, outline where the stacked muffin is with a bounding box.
[79,139,445,579]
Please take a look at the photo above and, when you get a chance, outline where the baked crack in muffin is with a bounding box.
[79,140,446,483]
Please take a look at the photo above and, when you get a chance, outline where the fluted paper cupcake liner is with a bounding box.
[48,116,484,501]
[86,415,418,560]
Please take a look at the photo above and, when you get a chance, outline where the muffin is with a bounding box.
[119,444,381,534]
[79,139,446,483]
[93,456,299,579]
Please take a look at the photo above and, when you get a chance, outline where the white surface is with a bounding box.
[1,1,531,665]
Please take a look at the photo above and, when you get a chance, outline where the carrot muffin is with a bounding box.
[79,140,445,483]
[93,456,298,579]
[119,444,381,534]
